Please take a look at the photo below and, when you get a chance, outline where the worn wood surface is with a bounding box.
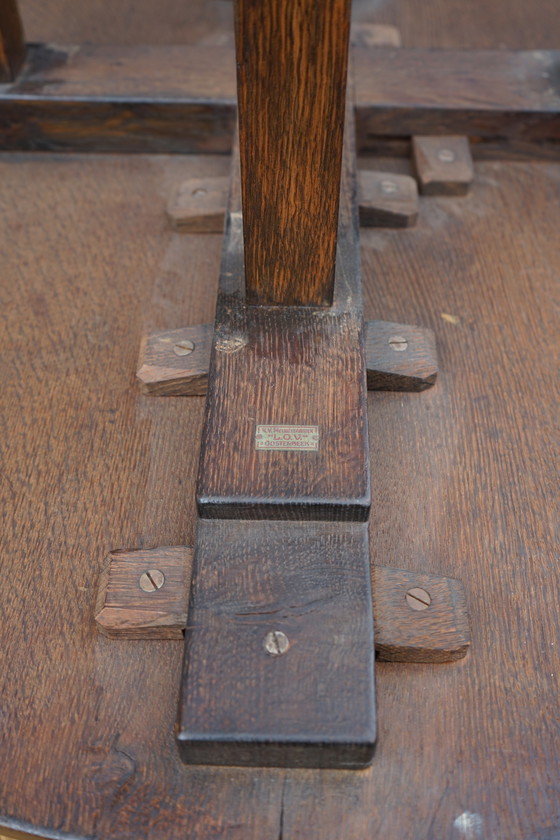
[413,136,475,195]
[0,0,25,81]
[358,170,418,228]
[137,323,213,395]
[0,0,558,837]
[2,42,560,157]
[95,545,192,639]
[178,520,376,767]
[197,103,370,521]
[95,544,470,663]
[166,175,229,232]
[235,0,351,305]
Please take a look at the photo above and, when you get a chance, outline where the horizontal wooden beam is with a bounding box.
[136,320,437,396]
[1,43,559,157]
[95,545,471,663]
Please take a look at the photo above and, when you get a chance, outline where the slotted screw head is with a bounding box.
[406,587,431,610]
[139,569,165,592]
[264,630,290,656]
[437,148,456,163]
[174,340,195,356]
[388,335,408,351]
[380,179,398,195]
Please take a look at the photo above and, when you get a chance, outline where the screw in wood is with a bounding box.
[437,148,456,163]
[139,569,165,592]
[174,339,195,356]
[388,335,408,351]
[263,630,290,656]
[192,188,207,196]
[405,587,432,611]
[380,178,398,195]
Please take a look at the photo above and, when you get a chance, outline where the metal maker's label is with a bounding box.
[255,425,319,451]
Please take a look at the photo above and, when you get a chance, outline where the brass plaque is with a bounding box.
[255,425,319,451]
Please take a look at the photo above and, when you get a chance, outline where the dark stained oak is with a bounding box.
[1,43,559,157]
[94,544,470,663]
[0,0,25,82]
[178,520,376,768]
[196,102,370,521]
[1,0,559,836]
[136,319,437,396]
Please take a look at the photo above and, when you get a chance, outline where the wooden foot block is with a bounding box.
[412,136,474,196]
[166,176,229,232]
[373,566,470,662]
[94,546,469,662]
[136,324,212,396]
[351,23,402,48]
[95,546,192,639]
[365,320,438,391]
[358,171,418,228]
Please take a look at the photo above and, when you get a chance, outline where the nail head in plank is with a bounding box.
[358,171,418,228]
[412,136,474,196]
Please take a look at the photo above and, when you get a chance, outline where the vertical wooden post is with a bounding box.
[0,0,25,82]
[235,0,351,306]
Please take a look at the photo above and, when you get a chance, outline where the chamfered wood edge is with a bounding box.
[136,320,438,396]
[94,546,469,662]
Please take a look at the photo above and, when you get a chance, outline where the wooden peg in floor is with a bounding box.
[412,136,474,196]
[95,546,470,662]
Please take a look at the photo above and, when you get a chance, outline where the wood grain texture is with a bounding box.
[365,320,438,391]
[1,42,560,157]
[94,545,470,662]
[197,102,370,520]
[0,42,237,153]
[413,136,475,195]
[0,0,25,81]
[235,0,351,305]
[373,566,470,662]
[95,546,192,639]
[137,324,213,395]
[0,0,558,837]
[178,520,376,767]
[166,175,229,232]
[136,320,437,396]
[358,170,418,228]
